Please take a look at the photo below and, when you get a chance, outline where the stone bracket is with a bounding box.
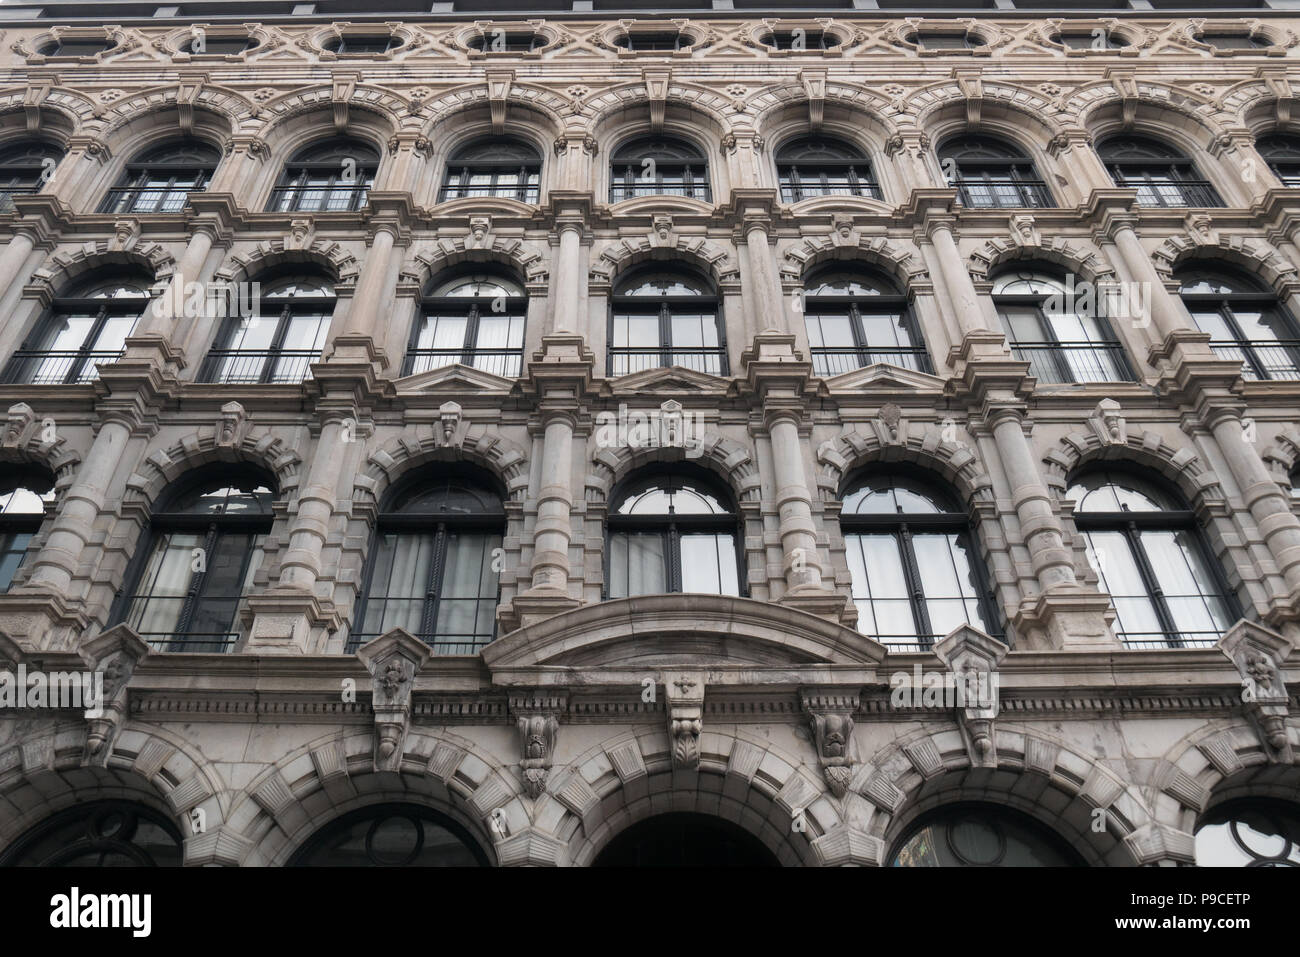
[78,623,151,766]
[356,628,432,772]
[1219,619,1294,763]
[665,672,704,770]
[510,691,566,798]
[487,71,513,134]
[799,68,826,128]
[934,625,1007,768]
[801,688,859,798]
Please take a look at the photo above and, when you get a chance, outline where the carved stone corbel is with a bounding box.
[3,403,37,449]
[955,69,983,126]
[216,401,249,449]
[800,68,826,129]
[356,629,431,772]
[23,83,50,133]
[176,76,203,135]
[111,219,139,252]
[1108,69,1139,127]
[468,215,491,248]
[79,624,151,766]
[1088,397,1127,446]
[1009,213,1039,247]
[644,67,670,132]
[1220,620,1294,763]
[934,625,1007,769]
[486,70,513,134]
[438,400,462,444]
[801,689,859,797]
[332,73,358,132]
[510,693,565,798]
[877,402,903,444]
[1261,68,1295,125]
[650,214,674,247]
[1185,212,1216,247]
[666,672,704,769]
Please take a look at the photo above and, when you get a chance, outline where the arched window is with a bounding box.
[890,804,1084,867]
[1256,134,1300,187]
[468,29,547,54]
[113,468,274,652]
[185,31,257,56]
[1070,469,1237,648]
[351,471,505,654]
[615,30,692,52]
[937,135,1053,209]
[269,138,378,213]
[0,142,63,211]
[39,37,114,58]
[609,266,726,376]
[776,136,880,202]
[802,265,931,375]
[841,471,998,650]
[1195,799,1300,867]
[610,136,710,203]
[99,139,220,214]
[325,33,399,55]
[404,268,526,378]
[1098,135,1223,208]
[440,138,541,203]
[0,467,54,592]
[991,266,1135,383]
[199,270,336,384]
[1176,266,1300,381]
[761,29,839,52]
[289,804,490,866]
[606,468,742,599]
[0,800,182,866]
[2,271,152,385]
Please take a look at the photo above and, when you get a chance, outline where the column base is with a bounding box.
[1012,588,1119,651]
[1263,583,1300,630]
[242,592,338,655]
[499,590,584,633]
[778,587,850,622]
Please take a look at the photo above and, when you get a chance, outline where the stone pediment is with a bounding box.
[606,364,730,395]
[483,594,885,686]
[822,362,944,394]
[396,362,516,394]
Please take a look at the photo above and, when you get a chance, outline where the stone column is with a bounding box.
[742,215,785,338]
[766,408,826,595]
[924,215,989,338]
[527,409,576,594]
[551,219,582,334]
[1101,212,1188,343]
[337,223,397,340]
[0,229,38,298]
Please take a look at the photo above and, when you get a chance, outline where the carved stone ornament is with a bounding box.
[878,402,903,441]
[511,693,565,798]
[3,402,36,449]
[666,672,704,769]
[1088,398,1127,446]
[78,624,151,766]
[1220,620,1294,762]
[934,625,1008,769]
[356,629,432,772]
[438,401,462,443]
[216,401,249,449]
[801,690,859,798]
[1009,214,1040,247]
[651,215,673,247]
[468,215,491,248]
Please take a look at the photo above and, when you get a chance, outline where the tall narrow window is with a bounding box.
[803,266,931,375]
[352,472,505,654]
[0,468,54,592]
[199,271,335,384]
[99,140,219,214]
[3,272,151,385]
[1071,470,1237,649]
[938,136,1054,209]
[404,269,526,378]
[1099,135,1223,208]
[115,470,273,653]
[606,469,742,599]
[776,137,880,202]
[440,138,541,203]
[841,472,998,651]
[0,142,63,212]
[992,267,1135,383]
[610,137,710,203]
[609,267,727,376]
[1176,266,1300,381]
[269,138,378,213]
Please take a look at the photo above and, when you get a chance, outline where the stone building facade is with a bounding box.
[0,2,1298,866]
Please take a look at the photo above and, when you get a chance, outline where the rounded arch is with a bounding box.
[968,237,1118,288]
[815,425,993,510]
[212,241,359,290]
[909,80,1067,144]
[864,724,1151,866]
[0,402,82,492]
[590,237,740,297]
[751,81,898,144]
[98,86,254,140]
[29,244,173,301]
[401,238,548,292]
[0,86,96,136]
[587,429,759,510]
[1151,235,1299,294]
[780,235,929,291]
[582,80,739,137]
[418,83,569,144]
[1077,86,1231,163]
[258,83,406,134]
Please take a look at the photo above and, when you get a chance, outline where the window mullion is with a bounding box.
[1126,522,1181,645]
[668,523,682,592]
[175,523,218,637]
[421,522,449,639]
[898,524,935,644]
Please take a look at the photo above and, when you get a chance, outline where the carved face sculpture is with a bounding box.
[821,714,847,758]
[380,660,406,697]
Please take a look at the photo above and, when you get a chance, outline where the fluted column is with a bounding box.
[1101,213,1187,343]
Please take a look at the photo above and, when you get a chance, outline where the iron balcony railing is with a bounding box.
[952,179,1054,209]
[609,183,712,203]
[1009,341,1136,384]
[0,186,39,213]
[268,185,370,213]
[1117,631,1221,650]
[344,632,493,655]
[810,346,933,377]
[100,187,192,214]
[780,182,883,203]
[608,347,728,377]
[2,350,121,385]
[401,348,525,378]
[197,350,322,384]
[1133,180,1223,208]
[139,632,240,653]
[438,183,540,204]
[1209,339,1300,381]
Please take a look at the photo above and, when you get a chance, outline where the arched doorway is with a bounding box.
[287,804,491,866]
[0,800,183,866]
[592,813,780,867]
[889,802,1085,867]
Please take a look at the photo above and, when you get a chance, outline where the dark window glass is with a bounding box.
[938,135,1054,208]
[0,801,182,866]
[289,804,489,866]
[1200,33,1268,50]
[841,472,998,651]
[469,30,546,53]
[607,470,742,599]
[39,38,113,58]
[99,139,220,214]
[776,136,880,202]
[1257,134,1300,188]
[1176,265,1300,381]
[609,267,726,376]
[1099,135,1223,208]
[891,804,1084,867]
[1071,470,1236,648]
[187,34,256,55]
[404,269,527,378]
[328,34,398,54]
[0,469,54,592]
[440,138,541,203]
[610,136,710,203]
[1196,800,1300,867]
[0,142,63,212]
[352,472,505,654]
[200,272,336,384]
[762,30,837,51]
[913,32,985,50]
[803,266,931,375]
[269,138,378,213]
[616,31,692,52]
[1057,31,1129,50]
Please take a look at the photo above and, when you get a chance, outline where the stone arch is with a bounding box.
[0,719,227,865]
[1072,81,1232,153]
[352,427,531,520]
[0,86,94,137]
[97,84,256,139]
[815,425,994,509]
[0,402,82,491]
[1150,234,1299,294]
[29,241,175,298]
[417,82,570,142]
[750,81,899,143]
[545,728,835,867]
[590,235,741,295]
[908,80,1070,141]
[968,236,1118,286]
[863,724,1152,866]
[402,237,549,290]
[212,239,360,288]
[582,80,741,133]
[259,84,408,131]
[227,727,509,866]
[1222,77,1300,134]
[780,234,930,291]
[587,432,760,509]
[1262,427,1300,485]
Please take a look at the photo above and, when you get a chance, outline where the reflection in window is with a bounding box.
[404,269,526,378]
[1177,266,1300,381]
[2,272,151,385]
[440,138,541,203]
[269,138,378,213]
[100,140,220,214]
[1196,800,1300,866]
[891,804,1083,866]
[607,470,741,599]
[1256,134,1300,187]
[610,137,710,202]
[115,470,274,652]
[609,267,727,376]
[200,272,335,384]
[351,472,505,654]
[841,472,997,651]
[1099,135,1223,208]
[992,268,1135,383]
[776,137,880,202]
[802,266,931,375]
[0,469,55,592]
[0,800,182,866]
[0,142,63,212]
[1070,470,1236,648]
[938,136,1053,209]
[289,804,489,866]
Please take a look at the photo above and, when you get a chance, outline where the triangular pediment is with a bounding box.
[822,361,944,394]
[397,362,515,394]
[608,363,730,394]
